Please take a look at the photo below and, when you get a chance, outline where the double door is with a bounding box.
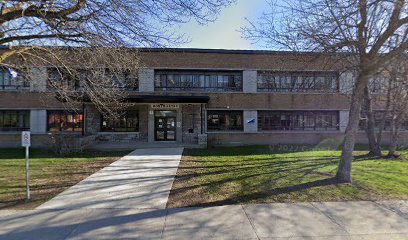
[155,113,176,141]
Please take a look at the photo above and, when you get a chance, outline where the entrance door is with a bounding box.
[155,111,177,141]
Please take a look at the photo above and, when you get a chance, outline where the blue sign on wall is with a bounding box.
[247,118,256,124]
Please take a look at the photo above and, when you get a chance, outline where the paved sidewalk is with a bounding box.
[1,201,407,239]
[38,148,184,209]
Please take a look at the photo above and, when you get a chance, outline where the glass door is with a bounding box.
[155,111,177,141]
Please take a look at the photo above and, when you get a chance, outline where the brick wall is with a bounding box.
[182,104,202,143]
[207,132,408,147]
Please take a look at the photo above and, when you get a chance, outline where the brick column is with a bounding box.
[243,110,258,132]
[138,68,154,92]
[339,71,355,94]
[339,110,349,132]
[30,110,47,133]
[242,70,257,93]
[30,67,48,92]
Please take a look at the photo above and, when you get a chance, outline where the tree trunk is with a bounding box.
[377,78,392,146]
[336,73,369,183]
[387,117,399,158]
[363,87,382,156]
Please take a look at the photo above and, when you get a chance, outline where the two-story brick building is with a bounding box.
[0,48,403,148]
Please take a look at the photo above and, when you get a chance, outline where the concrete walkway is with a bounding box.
[38,148,184,209]
[1,201,408,239]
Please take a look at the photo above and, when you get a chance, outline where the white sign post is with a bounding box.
[21,131,31,201]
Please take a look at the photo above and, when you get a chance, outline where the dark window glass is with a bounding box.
[155,71,242,92]
[207,111,243,131]
[257,71,339,92]
[0,68,29,90]
[0,110,30,131]
[47,110,83,132]
[101,111,139,132]
[47,68,75,90]
[106,69,138,91]
[48,68,138,91]
[258,111,339,131]
[359,111,408,131]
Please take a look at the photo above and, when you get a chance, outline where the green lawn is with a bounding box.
[0,148,129,209]
[167,146,408,208]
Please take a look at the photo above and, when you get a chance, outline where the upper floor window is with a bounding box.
[0,110,30,131]
[368,75,388,93]
[257,71,339,93]
[101,111,139,132]
[258,111,339,131]
[207,110,243,131]
[106,69,139,91]
[155,70,242,92]
[0,68,29,91]
[47,68,138,91]
[47,68,79,91]
[47,110,83,132]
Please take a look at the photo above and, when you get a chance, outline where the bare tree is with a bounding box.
[381,55,408,157]
[0,0,234,116]
[243,0,408,182]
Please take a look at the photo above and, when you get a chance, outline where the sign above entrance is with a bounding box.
[151,103,179,109]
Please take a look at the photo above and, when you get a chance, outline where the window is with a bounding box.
[0,110,30,131]
[47,110,83,132]
[155,70,242,92]
[359,111,408,131]
[48,68,138,91]
[0,68,29,90]
[101,111,139,132]
[47,68,76,90]
[368,76,386,93]
[258,111,339,131]
[106,69,138,91]
[257,71,339,92]
[207,111,243,131]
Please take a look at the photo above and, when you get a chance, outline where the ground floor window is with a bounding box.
[0,110,30,131]
[47,110,83,132]
[258,111,339,131]
[359,111,408,131]
[101,111,139,132]
[207,110,243,131]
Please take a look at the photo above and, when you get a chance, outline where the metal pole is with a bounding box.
[25,146,30,201]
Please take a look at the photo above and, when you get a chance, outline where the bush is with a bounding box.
[50,134,96,156]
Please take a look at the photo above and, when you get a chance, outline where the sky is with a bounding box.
[177,0,271,50]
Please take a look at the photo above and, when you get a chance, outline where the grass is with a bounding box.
[0,148,129,210]
[167,145,408,208]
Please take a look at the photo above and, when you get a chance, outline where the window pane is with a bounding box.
[101,111,139,132]
[207,111,243,131]
[0,110,30,131]
[257,72,338,92]
[258,111,339,131]
[155,71,242,92]
[47,110,83,132]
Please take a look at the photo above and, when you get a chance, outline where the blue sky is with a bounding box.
[178,0,270,50]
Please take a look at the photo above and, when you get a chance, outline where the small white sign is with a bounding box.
[151,103,179,109]
[22,131,31,147]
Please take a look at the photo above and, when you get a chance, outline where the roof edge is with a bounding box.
[0,45,352,55]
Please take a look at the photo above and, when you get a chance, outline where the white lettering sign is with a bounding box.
[151,104,179,109]
[22,131,31,147]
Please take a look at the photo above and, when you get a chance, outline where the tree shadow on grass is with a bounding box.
[169,150,346,208]
[185,177,341,207]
